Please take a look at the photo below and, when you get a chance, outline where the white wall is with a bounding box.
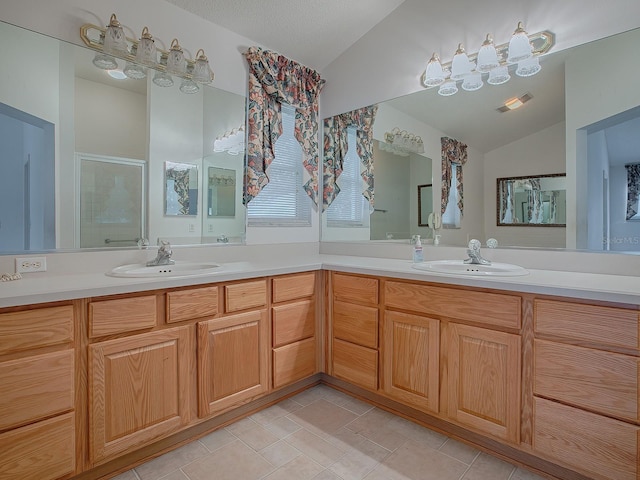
[483,121,566,248]
[565,27,640,248]
[586,130,609,250]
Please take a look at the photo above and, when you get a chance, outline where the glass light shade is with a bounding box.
[152,70,174,87]
[213,137,224,152]
[92,53,118,70]
[438,80,458,96]
[123,61,146,79]
[476,35,500,72]
[135,27,157,66]
[102,14,128,55]
[462,72,483,91]
[424,53,446,87]
[516,56,541,77]
[487,65,511,85]
[507,22,532,63]
[450,44,473,81]
[179,79,200,94]
[192,49,213,84]
[166,38,186,75]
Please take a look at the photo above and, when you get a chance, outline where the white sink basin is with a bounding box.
[412,260,529,277]
[107,261,222,278]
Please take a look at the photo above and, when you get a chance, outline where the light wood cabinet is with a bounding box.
[0,303,76,480]
[382,310,439,413]
[88,326,193,464]
[330,273,379,391]
[166,285,218,323]
[0,413,75,480]
[197,309,269,416]
[532,299,640,480]
[89,294,158,338]
[447,322,521,443]
[271,273,318,388]
[533,397,639,480]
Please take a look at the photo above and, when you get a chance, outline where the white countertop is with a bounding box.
[1,254,639,308]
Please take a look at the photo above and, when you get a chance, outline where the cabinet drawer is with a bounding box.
[272,272,316,303]
[225,280,267,313]
[333,301,378,348]
[273,299,315,347]
[332,273,378,306]
[89,295,157,338]
[0,305,74,355]
[333,338,378,390]
[533,397,639,480]
[534,339,638,422]
[167,285,218,323]
[0,350,74,431]
[273,337,316,388]
[0,413,75,480]
[535,299,639,350]
[385,281,521,329]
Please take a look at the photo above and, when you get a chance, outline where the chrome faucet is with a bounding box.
[217,234,229,243]
[147,240,175,266]
[464,239,491,265]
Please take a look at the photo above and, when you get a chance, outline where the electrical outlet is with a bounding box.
[208,224,214,232]
[15,256,47,273]
[189,223,195,233]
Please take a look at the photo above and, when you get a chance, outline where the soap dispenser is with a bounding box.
[413,235,424,263]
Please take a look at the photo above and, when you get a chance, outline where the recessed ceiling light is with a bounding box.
[497,92,532,112]
[107,69,127,80]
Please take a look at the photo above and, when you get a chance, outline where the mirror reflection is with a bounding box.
[497,174,566,226]
[207,167,236,218]
[0,20,247,254]
[418,184,433,227]
[322,27,640,253]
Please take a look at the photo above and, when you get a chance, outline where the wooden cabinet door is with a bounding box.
[383,311,439,413]
[447,323,520,443]
[198,310,269,417]
[88,326,193,465]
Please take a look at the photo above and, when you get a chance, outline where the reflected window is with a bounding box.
[326,127,370,227]
[247,104,311,226]
[442,163,461,228]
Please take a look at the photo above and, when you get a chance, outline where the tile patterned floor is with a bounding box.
[113,385,547,480]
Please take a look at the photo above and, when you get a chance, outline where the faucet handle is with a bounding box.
[468,239,481,252]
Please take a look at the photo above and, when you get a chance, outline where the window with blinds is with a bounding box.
[247,104,311,226]
[326,127,370,227]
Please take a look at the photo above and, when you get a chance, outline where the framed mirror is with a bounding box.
[207,167,236,217]
[497,174,566,226]
[164,162,198,216]
[418,184,433,227]
[0,20,247,254]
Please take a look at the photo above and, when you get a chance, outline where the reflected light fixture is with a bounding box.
[80,13,215,94]
[213,125,245,155]
[422,22,554,97]
[380,127,425,156]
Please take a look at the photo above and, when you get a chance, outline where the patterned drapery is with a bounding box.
[625,164,640,220]
[322,105,378,211]
[243,46,325,205]
[440,137,468,215]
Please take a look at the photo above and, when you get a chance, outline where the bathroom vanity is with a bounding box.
[0,257,638,480]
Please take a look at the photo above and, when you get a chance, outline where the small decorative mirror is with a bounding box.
[418,184,433,227]
[497,173,566,226]
[164,161,198,216]
[207,167,236,217]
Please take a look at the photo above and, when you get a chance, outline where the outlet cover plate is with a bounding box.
[15,256,47,273]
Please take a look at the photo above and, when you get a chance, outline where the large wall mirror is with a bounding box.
[321,26,640,253]
[497,174,566,227]
[0,20,246,254]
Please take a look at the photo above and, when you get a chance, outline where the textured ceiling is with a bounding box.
[163,0,405,71]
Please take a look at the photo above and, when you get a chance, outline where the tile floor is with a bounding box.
[113,385,547,480]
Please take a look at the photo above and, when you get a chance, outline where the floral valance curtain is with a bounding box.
[625,164,640,220]
[322,105,378,211]
[243,46,326,205]
[440,137,468,215]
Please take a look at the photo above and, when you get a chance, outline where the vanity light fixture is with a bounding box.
[80,14,215,92]
[422,22,554,97]
[380,127,425,156]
